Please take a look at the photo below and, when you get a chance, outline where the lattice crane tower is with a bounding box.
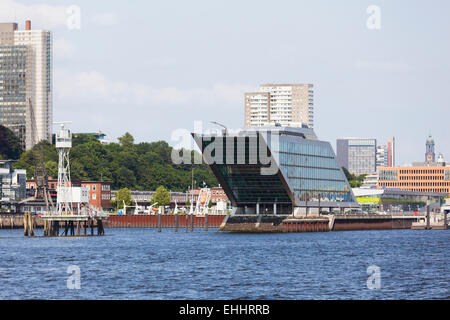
[55,122,73,216]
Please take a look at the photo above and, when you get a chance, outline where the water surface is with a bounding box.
[0,228,448,299]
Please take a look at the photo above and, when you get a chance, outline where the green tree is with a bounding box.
[0,125,22,159]
[11,130,219,192]
[151,186,171,207]
[208,199,213,208]
[112,188,132,210]
[118,132,135,149]
[342,167,366,188]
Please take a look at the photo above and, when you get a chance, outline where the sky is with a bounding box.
[1,0,449,165]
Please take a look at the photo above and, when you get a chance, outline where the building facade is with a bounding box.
[245,84,314,128]
[376,137,395,169]
[27,179,112,210]
[190,187,229,204]
[337,138,377,176]
[377,166,450,194]
[193,126,358,216]
[0,160,26,205]
[353,188,445,213]
[376,145,388,168]
[0,21,52,150]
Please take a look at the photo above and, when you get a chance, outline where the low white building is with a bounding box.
[0,160,26,204]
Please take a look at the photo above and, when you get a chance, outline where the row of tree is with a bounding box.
[13,132,219,192]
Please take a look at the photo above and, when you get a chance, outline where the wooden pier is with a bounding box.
[40,214,108,237]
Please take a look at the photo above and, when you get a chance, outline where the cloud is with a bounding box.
[0,0,67,29]
[0,0,119,30]
[54,69,252,108]
[354,60,411,73]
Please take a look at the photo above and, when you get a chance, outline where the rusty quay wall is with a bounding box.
[103,214,226,229]
[332,216,415,231]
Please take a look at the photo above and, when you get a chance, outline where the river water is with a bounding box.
[0,228,448,300]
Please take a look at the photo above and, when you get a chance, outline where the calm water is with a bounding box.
[0,228,448,300]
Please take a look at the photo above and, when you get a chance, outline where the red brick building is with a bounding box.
[190,187,229,204]
[26,179,112,210]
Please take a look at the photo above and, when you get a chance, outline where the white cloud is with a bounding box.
[0,0,119,29]
[355,60,411,73]
[54,69,251,108]
[0,0,67,29]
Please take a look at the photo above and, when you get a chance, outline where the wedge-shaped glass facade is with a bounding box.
[193,126,358,215]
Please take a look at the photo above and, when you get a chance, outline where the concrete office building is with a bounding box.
[0,21,52,150]
[378,135,450,195]
[376,145,388,168]
[376,137,395,168]
[337,138,377,176]
[245,84,314,128]
[377,166,450,195]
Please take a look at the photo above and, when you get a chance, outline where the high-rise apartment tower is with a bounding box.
[245,84,313,128]
[0,21,52,150]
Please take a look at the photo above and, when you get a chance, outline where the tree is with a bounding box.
[208,199,213,208]
[112,188,132,210]
[0,125,22,160]
[118,132,135,149]
[12,130,219,192]
[342,167,366,188]
[151,186,171,207]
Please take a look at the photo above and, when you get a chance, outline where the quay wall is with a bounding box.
[103,214,226,229]
[219,215,418,233]
[0,215,44,229]
[0,214,418,232]
[333,216,415,231]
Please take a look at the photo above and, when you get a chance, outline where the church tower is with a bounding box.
[425,135,435,163]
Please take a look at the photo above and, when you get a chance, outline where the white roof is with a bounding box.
[352,188,384,197]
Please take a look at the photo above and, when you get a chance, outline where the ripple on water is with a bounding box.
[0,228,448,299]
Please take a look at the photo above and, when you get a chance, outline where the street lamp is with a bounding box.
[211,121,227,135]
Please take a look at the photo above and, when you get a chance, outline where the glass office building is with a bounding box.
[193,126,358,215]
[0,45,28,150]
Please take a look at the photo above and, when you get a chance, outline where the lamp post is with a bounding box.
[211,121,227,135]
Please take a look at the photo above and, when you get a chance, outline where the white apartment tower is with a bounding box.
[0,21,52,150]
[245,84,314,128]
